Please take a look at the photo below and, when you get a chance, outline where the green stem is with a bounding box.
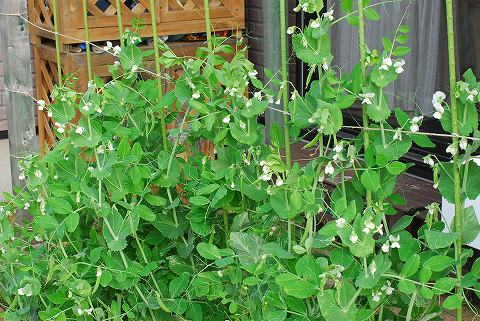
[357,0,372,207]
[115,0,124,40]
[203,0,213,50]
[280,0,291,170]
[223,211,229,248]
[52,0,63,87]
[405,291,417,321]
[82,0,93,81]
[149,0,168,150]
[445,1,463,320]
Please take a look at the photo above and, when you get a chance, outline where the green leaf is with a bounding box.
[360,170,380,192]
[120,44,142,70]
[189,196,210,206]
[144,194,166,207]
[283,278,317,298]
[432,277,457,294]
[454,206,480,244]
[133,205,156,222]
[424,255,455,272]
[48,197,73,215]
[341,0,353,13]
[188,100,209,115]
[386,161,406,175]
[393,46,411,57]
[401,254,420,278]
[271,193,299,219]
[425,230,458,249]
[230,232,265,266]
[364,8,380,21]
[196,242,221,260]
[443,294,463,310]
[318,284,358,321]
[35,215,58,230]
[169,272,190,298]
[65,212,79,233]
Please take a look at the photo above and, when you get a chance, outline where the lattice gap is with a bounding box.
[169,0,226,11]
[90,0,150,16]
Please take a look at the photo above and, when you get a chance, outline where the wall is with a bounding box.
[0,39,6,132]
[245,0,297,84]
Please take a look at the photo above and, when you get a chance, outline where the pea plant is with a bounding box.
[1,0,480,320]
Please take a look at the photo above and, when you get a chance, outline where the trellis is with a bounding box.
[28,0,245,153]
[28,0,244,51]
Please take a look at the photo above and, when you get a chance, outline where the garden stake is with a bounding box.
[52,0,63,87]
[357,0,372,207]
[115,0,124,41]
[445,0,464,319]
[204,0,213,50]
[82,0,93,81]
[149,0,168,150]
[280,0,293,253]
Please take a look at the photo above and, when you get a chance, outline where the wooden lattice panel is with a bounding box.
[28,0,245,51]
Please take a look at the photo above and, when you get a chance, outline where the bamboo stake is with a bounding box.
[445,1,463,320]
[149,0,168,150]
[116,0,124,40]
[279,0,291,170]
[204,0,213,50]
[82,0,93,81]
[52,0,62,87]
[357,0,372,207]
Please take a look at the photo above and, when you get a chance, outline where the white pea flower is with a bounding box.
[389,234,401,249]
[113,45,122,56]
[393,129,402,141]
[446,143,457,156]
[301,3,309,11]
[349,232,359,243]
[287,26,296,35]
[410,123,419,133]
[77,308,84,316]
[131,65,138,72]
[239,121,247,130]
[335,218,346,228]
[394,59,405,74]
[471,156,480,167]
[254,92,262,100]
[275,178,283,186]
[97,145,105,154]
[23,202,30,210]
[114,60,120,66]
[53,175,58,180]
[37,100,46,111]
[82,102,92,111]
[302,36,308,47]
[370,261,377,275]
[322,58,329,70]
[55,122,65,134]
[310,19,321,29]
[223,115,231,124]
[372,291,382,302]
[96,107,103,114]
[85,308,93,316]
[410,116,423,133]
[192,92,201,99]
[275,99,281,105]
[423,155,435,167]
[249,70,258,78]
[34,169,43,178]
[47,110,53,118]
[34,235,43,242]
[107,141,114,151]
[323,9,334,21]
[466,88,478,102]
[380,57,393,71]
[96,268,103,277]
[362,219,375,235]
[103,41,113,51]
[18,285,32,297]
[375,224,384,235]
[290,91,298,101]
[75,126,85,135]
[432,91,446,104]
[459,138,468,150]
[381,242,390,253]
[230,182,235,189]
[382,281,395,295]
[359,93,375,105]
[325,162,335,175]
[433,111,443,120]
[260,172,272,181]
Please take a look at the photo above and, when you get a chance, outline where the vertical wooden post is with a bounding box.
[0,0,37,188]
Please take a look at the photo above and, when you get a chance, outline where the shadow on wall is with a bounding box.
[0,139,12,199]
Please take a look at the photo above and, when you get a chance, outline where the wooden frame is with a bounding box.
[28,0,245,51]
